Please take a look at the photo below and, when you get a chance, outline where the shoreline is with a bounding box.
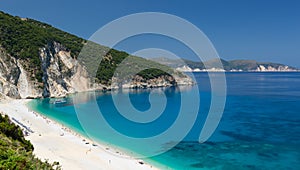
[0,99,159,170]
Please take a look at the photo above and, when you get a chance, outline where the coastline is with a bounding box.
[0,99,158,170]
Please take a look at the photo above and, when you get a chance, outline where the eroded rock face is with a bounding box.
[39,42,91,98]
[0,42,193,99]
[0,42,93,99]
[0,48,21,99]
[113,74,194,89]
[17,61,41,98]
[254,65,296,72]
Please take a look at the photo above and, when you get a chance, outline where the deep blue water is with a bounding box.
[29,72,300,169]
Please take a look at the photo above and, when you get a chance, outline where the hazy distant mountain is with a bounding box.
[150,57,299,72]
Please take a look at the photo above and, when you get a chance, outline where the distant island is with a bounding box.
[150,57,299,72]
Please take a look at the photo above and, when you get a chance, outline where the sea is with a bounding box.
[28,72,300,170]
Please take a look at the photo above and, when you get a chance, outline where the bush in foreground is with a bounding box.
[0,113,61,170]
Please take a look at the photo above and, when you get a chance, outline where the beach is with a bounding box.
[0,99,157,170]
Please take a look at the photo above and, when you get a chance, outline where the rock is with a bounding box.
[39,42,92,98]
[0,42,194,100]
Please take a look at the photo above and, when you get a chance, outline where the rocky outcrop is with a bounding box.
[115,75,192,89]
[0,48,21,99]
[39,42,91,98]
[0,42,93,99]
[16,61,41,98]
[0,11,195,99]
[176,66,226,72]
[253,65,296,72]
[1,42,192,99]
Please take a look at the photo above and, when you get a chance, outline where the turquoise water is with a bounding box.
[29,72,300,169]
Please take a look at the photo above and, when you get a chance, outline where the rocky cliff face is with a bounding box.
[0,47,21,98]
[0,42,92,99]
[254,65,296,72]
[0,42,193,99]
[39,42,90,98]
[17,60,41,98]
[0,11,194,99]
[115,74,193,89]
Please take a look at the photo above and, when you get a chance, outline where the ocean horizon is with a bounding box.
[28,72,300,169]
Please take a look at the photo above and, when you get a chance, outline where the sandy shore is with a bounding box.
[0,99,158,170]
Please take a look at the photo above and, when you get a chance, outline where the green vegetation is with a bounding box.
[78,41,179,86]
[95,49,129,84]
[0,114,60,170]
[0,11,84,60]
[0,11,177,86]
[96,51,176,85]
[0,11,85,83]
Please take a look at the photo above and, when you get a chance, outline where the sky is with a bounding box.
[0,0,299,67]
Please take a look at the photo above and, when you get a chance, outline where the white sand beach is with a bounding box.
[0,99,158,170]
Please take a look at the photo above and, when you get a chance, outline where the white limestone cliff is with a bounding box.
[0,42,194,99]
[0,42,93,99]
[254,65,296,72]
[39,42,91,98]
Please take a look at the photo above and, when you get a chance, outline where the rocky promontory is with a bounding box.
[0,11,193,99]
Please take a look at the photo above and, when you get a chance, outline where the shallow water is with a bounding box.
[29,72,300,169]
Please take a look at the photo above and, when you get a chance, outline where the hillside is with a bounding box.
[0,113,60,169]
[151,57,298,72]
[0,11,192,99]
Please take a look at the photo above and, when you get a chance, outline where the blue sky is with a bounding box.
[0,0,299,67]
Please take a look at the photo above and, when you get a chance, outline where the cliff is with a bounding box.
[0,42,92,98]
[0,47,22,99]
[0,40,192,99]
[0,11,193,99]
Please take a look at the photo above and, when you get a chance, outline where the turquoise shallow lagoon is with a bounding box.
[29,72,300,169]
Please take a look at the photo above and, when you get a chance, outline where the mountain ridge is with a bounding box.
[150,57,299,72]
